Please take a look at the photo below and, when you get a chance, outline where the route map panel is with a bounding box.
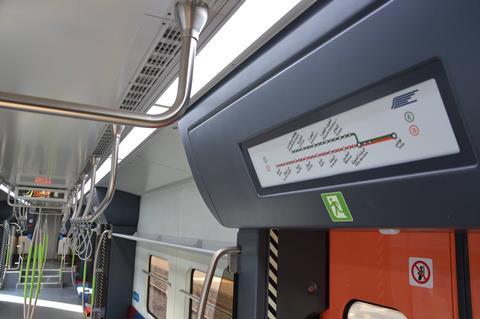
[247,79,460,188]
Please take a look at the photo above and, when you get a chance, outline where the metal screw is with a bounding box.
[306,282,318,295]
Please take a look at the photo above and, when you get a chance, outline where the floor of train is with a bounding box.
[0,287,82,318]
[0,259,82,318]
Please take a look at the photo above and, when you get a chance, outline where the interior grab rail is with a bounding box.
[81,157,99,218]
[0,0,208,128]
[85,125,122,223]
[141,269,172,287]
[179,289,232,318]
[111,232,233,256]
[112,233,241,319]
[197,247,240,319]
[71,177,86,220]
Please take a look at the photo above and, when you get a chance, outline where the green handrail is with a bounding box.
[5,244,11,269]
[34,233,48,302]
[91,272,96,309]
[28,236,39,300]
[23,238,34,300]
[82,259,88,317]
[33,240,43,300]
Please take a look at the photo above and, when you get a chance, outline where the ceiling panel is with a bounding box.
[0,0,153,107]
[133,126,191,173]
[0,110,104,189]
[0,0,174,189]
[0,0,244,192]
[110,126,192,195]
[114,158,191,195]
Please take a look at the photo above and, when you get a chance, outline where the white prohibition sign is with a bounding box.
[409,257,433,288]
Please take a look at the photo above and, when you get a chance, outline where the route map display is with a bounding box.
[247,79,460,188]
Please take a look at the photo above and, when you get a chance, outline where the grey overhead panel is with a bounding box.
[179,0,480,228]
[95,187,140,227]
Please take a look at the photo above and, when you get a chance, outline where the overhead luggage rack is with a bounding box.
[111,232,237,256]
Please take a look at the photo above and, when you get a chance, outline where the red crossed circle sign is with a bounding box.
[411,260,431,284]
[409,125,420,136]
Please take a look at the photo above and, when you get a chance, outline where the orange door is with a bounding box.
[469,232,480,319]
[321,230,458,319]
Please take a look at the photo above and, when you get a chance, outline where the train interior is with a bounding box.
[0,0,479,318]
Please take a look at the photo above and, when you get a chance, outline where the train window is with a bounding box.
[345,301,407,319]
[147,256,170,319]
[189,269,234,319]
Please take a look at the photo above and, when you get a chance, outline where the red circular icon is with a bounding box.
[409,125,420,136]
[411,260,431,284]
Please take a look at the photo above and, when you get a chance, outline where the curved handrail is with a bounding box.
[197,246,241,319]
[0,1,208,128]
[84,125,123,223]
[81,157,98,218]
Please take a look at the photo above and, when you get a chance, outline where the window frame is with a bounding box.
[188,268,236,319]
[146,255,169,319]
[343,300,407,319]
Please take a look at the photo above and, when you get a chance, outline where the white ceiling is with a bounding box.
[111,125,192,195]
[0,0,179,188]
[0,0,174,106]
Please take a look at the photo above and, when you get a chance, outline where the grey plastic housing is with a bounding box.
[179,0,480,228]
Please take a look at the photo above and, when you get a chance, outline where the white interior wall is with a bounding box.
[132,178,238,319]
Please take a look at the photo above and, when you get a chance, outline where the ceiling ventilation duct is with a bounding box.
[92,0,243,161]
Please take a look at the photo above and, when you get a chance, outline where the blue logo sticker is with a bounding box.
[132,291,140,302]
[391,89,418,109]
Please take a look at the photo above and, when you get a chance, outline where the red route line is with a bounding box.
[361,135,395,146]
[276,144,357,168]
[275,135,395,168]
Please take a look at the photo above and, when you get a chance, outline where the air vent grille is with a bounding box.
[92,22,182,158]
[92,0,243,162]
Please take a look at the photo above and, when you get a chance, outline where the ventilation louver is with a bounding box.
[92,0,242,162]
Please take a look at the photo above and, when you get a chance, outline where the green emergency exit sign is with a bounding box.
[321,192,353,222]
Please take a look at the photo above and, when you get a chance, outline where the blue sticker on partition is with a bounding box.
[132,291,140,302]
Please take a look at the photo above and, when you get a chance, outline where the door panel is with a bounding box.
[469,232,480,319]
[322,230,457,319]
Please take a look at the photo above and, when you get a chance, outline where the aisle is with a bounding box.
[0,302,83,319]
[0,287,83,319]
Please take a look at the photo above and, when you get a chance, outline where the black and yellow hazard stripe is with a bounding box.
[267,229,279,319]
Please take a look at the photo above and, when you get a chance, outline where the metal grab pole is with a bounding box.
[71,177,86,220]
[81,157,98,218]
[197,247,240,319]
[0,1,208,128]
[86,125,123,223]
